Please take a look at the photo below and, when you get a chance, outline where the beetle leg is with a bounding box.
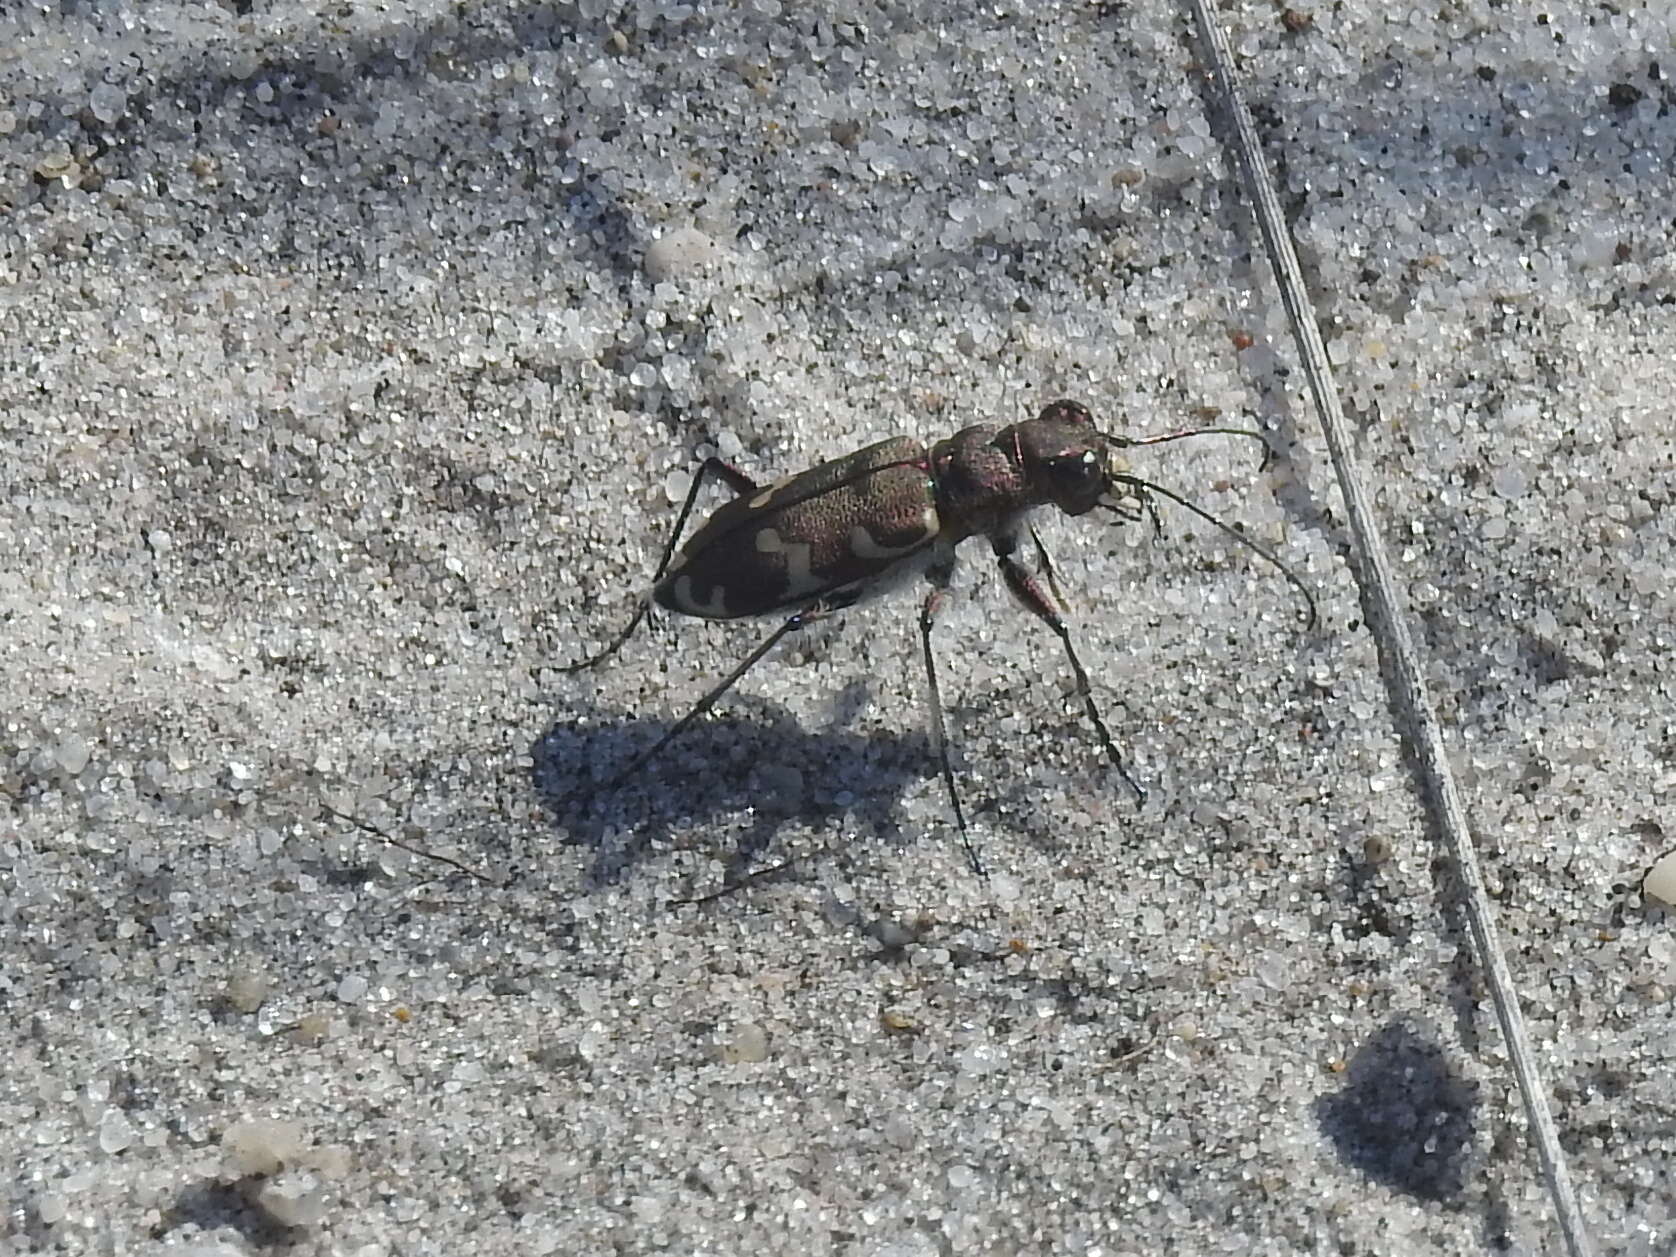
[996,529,1147,803]
[918,554,984,877]
[568,597,834,807]
[1027,524,1069,610]
[563,457,761,672]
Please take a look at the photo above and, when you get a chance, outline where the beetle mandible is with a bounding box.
[563,399,1314,875]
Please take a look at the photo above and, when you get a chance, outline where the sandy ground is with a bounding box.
[3,2,1673,1254]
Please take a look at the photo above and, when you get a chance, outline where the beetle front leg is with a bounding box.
[563,456,761,672]
[994,530,1147,804]
[918,555,984,877]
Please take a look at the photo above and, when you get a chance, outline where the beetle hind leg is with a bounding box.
[561,457,761,672]
[564,595,844,810]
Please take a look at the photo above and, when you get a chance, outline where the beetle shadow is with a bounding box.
[532,686,934,887]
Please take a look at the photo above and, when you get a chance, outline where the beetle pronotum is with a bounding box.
[563,399,1314,875]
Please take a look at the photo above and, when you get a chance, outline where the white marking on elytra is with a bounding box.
[849,506,939,559]
[754,527,824,600]
[748,475,796,510]
[669,573,730,617]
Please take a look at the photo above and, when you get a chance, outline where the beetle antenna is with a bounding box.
[1121,425,1271,446]
[1106,474,1317,630]
[1115,424,1277,471]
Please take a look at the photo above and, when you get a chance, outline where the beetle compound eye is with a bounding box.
[1036,399,1095,428]
[1043,449,1105,513]
[1049,450,1097,481]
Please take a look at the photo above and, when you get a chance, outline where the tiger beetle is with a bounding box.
[562,399,1315,876]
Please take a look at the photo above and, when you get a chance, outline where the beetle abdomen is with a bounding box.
[654,437,940,619]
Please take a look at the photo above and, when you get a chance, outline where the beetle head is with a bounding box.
[1017,400,1130,517]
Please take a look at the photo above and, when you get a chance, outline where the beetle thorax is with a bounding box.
[926,425,1036,542]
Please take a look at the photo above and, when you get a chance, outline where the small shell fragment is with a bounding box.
[880,1009,918,1035]
[1644,849,1676,907]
